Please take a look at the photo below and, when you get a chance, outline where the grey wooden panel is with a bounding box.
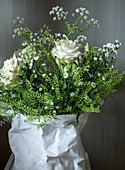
[0,0,125,170]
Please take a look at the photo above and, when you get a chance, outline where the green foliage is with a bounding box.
[0,8,124,127]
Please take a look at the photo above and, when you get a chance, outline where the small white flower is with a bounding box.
[57,33,61,37]
[93,20,98,24]
[115,39,119,43]
[50,100,54,105]
[63,72,68,79]
[22,49,26,54]
[63,16,66,20]
[58,17,61,20]
[53,17,57,21]
[80,12,84,16]
[116,44,120,48]
[42,74,46,77]
[39,88,42,91]
[71,92,75,97]
[49,11,54,15]
[86,68,89,72]
[30,62,33,67]
[84,16,87,20]
[53,110,56,113]
[18,58,22,62]
[85,10,89,14]
[56,11,60,15]
[91,82,96,88]
[13,19,16,23]
[16,16,20,20]
[22,42,28,46]
[99,57,102,61]
[56,106,60,109]
[34,74,37,78]
[12,34,15,38]
[78,82,83,86]
[114,50,117,54]
[102,77,105,81]
[17,31,21,36]
[44,106,48,110]
[98,48,102,52]
[42,63,46,66]
[30,36,33,39]
[94,57,98,61]
[62,34,68,39]
[52,86,54,90]
[34,56,39,61]
[98,73,101,76]
[76,8,79,13]
[19,20,22,24]
[59,7,63,11]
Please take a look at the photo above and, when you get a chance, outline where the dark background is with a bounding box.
[0,0,125,170]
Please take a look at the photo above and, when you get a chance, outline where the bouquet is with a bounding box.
[0,6,124,127]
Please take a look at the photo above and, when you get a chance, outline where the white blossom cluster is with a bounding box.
[75,7,89,16]
[73,7,100,29]
[12,17,25,38]
[18,46,40,69]
[70,92,75,97]
[29,32,41,46]
[49,6,68,21]
[12,27,23,38]
[86,18,100,29]
[74,35,87,43]
[103,39,121,55]
[91,82,96,88]
[13,17,24,25]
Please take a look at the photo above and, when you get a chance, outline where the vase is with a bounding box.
[8,112,90,170]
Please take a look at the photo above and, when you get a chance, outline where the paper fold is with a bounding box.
[9,113,89,170]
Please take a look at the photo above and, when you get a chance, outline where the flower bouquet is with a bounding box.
[0,6,124,170]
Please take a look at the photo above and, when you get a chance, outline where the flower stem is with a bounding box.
[68,15,82,38]
[60,20,67,35]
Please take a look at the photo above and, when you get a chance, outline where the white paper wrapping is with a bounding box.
[9,113,89,170]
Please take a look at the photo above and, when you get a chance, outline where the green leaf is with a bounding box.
[30,73,35,83]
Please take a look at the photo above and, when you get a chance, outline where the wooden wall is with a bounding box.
[0,0,125,169]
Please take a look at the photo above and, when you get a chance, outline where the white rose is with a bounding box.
[52,39,81,63]
[0,54,22,85]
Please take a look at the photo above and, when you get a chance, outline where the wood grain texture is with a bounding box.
[0,0,125,169]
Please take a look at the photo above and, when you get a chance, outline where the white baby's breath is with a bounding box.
[49,6,68,21]
[42,74,46,78]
